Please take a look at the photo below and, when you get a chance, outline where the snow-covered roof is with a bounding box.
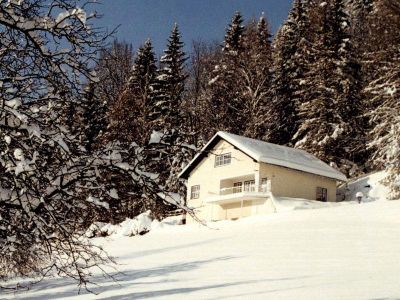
[179,131,347,182]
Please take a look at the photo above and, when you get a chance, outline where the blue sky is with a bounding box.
[94,0,293,55]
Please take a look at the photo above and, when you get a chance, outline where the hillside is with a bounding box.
[2,172,400,300]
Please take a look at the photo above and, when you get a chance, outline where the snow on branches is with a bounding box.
[0,0,117,289]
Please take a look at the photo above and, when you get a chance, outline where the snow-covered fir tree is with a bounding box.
[205,12,246,134]
[223,11,245,54]
[269,0,310,145]
[101,39,182,221]
[241,15,274,139]
[293,0,365,176]
[152,24,187,132]
[148,24,193,198]
[365,0,400,199]
[203,12,274,140]
[81,83,108,153]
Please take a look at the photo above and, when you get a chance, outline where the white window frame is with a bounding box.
[190,185,200,199]
[233,182,243,193]
[244,180,255,192]
[215,153,231,167]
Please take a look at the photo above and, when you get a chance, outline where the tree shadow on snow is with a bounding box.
[7,256,237,300]
[121,237,223,260]
[370,298,400,300]
[97,280,262,300]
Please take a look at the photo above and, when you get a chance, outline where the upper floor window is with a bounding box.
[316,187,328,202]
[190,185,200,199]
[215,153,231,167]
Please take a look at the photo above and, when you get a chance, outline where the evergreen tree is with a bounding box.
[365,0,400,198]
[269,0,310,145]
[223,11,245,54]
[242,15,274,139]
[81,83,108,152]
[128,39,158,145]
[149,24,191,197]
[153,24,187,134]
[293,0,364,176]
[207,12,247,134]
[202,12,274,140]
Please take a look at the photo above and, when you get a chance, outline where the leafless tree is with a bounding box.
[95,40,134,106]
[0,0,114,290]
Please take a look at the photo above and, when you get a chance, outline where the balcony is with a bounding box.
[206,184,270,204]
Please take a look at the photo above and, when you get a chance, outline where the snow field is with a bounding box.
[3,172,400,299]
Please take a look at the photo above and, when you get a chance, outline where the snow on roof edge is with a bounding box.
[179,131,347,182]
[178,132,220,179]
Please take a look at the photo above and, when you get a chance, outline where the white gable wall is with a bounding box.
[187,140,259,221]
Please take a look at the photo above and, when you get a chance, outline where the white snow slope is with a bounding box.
[2,172,400,300]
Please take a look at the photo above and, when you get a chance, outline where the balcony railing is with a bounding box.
[219,185,269,196]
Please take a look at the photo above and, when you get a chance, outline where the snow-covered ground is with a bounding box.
[3,172,400,300]
[339,171,391,202]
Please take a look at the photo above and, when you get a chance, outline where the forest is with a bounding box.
[0,0,399,289]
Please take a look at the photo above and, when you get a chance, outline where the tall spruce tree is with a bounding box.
[150,24,191,197]
[97,39,178,221]
[269,0,309,145]
[365,0,400,198]
[223,11,245,54]
[207,12,247,134]
[293,0,364,176]
[242,15,274,139]
[129,39,158,145]
[153,24,187,134]
[203,12,274,140]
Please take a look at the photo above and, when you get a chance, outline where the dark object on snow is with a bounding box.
[356,192,364,204]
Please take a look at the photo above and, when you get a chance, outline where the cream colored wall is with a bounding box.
[259,163,337,202]
[219,199,276,220]
[186,140,259,223]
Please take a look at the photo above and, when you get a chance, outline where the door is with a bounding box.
[244,180,255,192]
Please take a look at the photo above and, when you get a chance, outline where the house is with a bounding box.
[178,131,347,223]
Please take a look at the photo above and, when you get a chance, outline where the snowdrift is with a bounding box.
[85,211,153,237]
[338,171,391,202]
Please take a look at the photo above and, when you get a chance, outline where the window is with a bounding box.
[261,178,268,192]
[316,187,328,202]
[244,180,255,192]
[190,185,200,199]
[215,153,231,167]
[233,182,242,193]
